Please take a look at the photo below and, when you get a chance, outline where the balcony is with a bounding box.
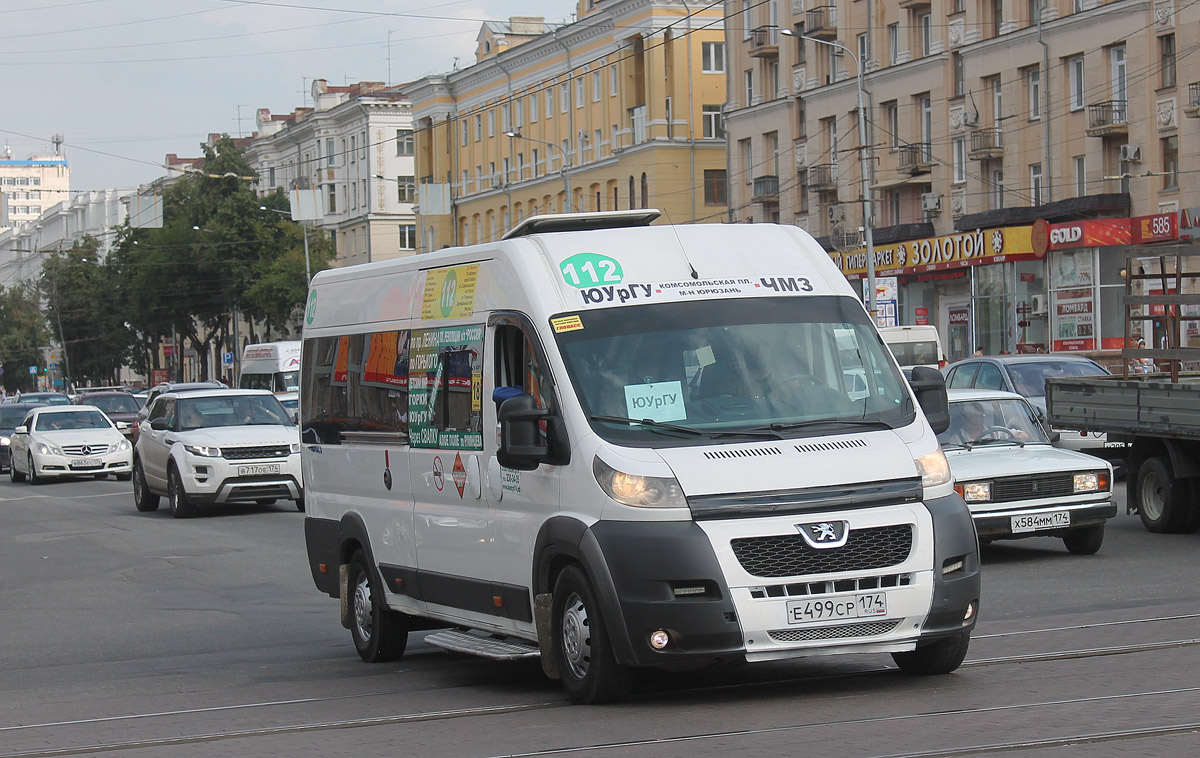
[898,0,931,7]
[1185,83,1200,118]
[805,164,837,192]
[753,175,780,200]
[750,26,779,59]
[806,6,837,40]
[1086,100,1128,137]
[968,127,1004,159]
[898,143,933,174]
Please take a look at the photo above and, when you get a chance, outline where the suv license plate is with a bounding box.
[70,459,102,468]
[1011,511,1070,533]
[239,464,280,476]
[787,593,887,625]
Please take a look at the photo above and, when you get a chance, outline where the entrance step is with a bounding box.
[423,629,541,660]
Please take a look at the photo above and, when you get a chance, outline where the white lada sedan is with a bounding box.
[8,405,133,483]
[133,389,303,518]
[939,389,1115,555]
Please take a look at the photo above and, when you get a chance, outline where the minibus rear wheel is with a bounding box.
[891,631,970,675]
[348,551,408,662]
[552,564,632,704]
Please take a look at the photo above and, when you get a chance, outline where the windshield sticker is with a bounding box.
[624,381,686,422]
[560,253,623,289]
[551,315,584,333]
[574,276,821,307]
[421,264,479,320]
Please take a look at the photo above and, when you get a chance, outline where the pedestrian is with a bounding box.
[1132,338,1155,374]
[998,349,1011,355]
[973,346,984,357]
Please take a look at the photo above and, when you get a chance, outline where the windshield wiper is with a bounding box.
[748,418,896,433]
[964,438,1026,450]
[588,414,781,439]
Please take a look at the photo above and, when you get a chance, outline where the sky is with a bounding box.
[1,0,574,192]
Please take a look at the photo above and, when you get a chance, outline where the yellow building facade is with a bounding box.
[408,0,729,252]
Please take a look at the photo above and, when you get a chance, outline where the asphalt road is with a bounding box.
[1,473,1198,757]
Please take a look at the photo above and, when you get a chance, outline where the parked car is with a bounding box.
[941,354,1122,460]
[7,405,133,483]
[938,389,1115,554]
[77,391,142,439]
[15,392,73,406]
[1,403,49,473]
[133,388,303,518]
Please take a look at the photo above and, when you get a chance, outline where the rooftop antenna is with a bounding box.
[234,105,252,137]
[51,134,64,156]
[2,142,12,160]
[452,56,460,71]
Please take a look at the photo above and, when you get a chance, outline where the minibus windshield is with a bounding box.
[554,296,914,446]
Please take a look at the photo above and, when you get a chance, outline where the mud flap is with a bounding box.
[339,563,352,630]
[534,592,559,679]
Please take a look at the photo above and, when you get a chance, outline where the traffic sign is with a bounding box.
[28,365,36,375]
[48,362,59,372]
[223,351,234,367]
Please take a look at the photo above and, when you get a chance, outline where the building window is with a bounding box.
[395,129,413,155]
[1160,34,1176,88]
[991,169,1005,209]
[327,184,336,213]
[560,83,569,112]
[474,114,482,141]
[529,95,538,122]
[952,137,966,183]
[1074,155,1086,196]
[640,173,648,209]
[488,109,496,136]
[546,88,554,115]
[397,175,415,203]
[1162,136,1178,189]
[513,99,523,128]
[460,119,468,146]
[739,138,752,181]
[349,135,356,163]
[326,138,335,167]
[886,102,899,149]
[765,131,779,176]
[794,23,806,63]
[1068,55,1085,110]
[610,66,618,95]
[502,103,511,132]
[1030,163,1043,205]
[592,71,601,101]
[920,14,932,56]
[952,52,965,98]
[991,0,1003,36]
[702,41,726,73]
[531,148,539,176]
[1028,0,1040,25]
[1028,68,1041,119]
[920,96,932,161]
[398,224,417,249]
[702,105,724,139]
[888,23,899,66]
[857,33,869,70]
[954,0,965,12]
[704,169,727,205]
[576,77,584,107]
[744,69,754,104]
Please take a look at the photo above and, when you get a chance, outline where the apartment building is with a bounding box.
[725,0,1200,359]
[0,150,70,232]
[244,79,417,267]
[408,0,728,251]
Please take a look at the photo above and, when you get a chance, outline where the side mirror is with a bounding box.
[150,418,169,431]
[1049,431,1061,443]
[14,425,27,435]
[909,366,951,434]
[497,394,570,470]
[116,421,129,431]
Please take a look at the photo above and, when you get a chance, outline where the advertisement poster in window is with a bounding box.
[1052,288,1095,351]
[363,331,410,388]
[408,325,484,449]
[332,335,351,384]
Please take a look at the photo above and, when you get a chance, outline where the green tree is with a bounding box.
[0,284,50,393]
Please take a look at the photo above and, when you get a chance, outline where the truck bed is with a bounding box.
[1045,373,1200,442]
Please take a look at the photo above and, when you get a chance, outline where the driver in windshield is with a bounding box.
[945,401,1030,445]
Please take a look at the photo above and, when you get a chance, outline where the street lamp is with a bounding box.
[504,130,573,212]
[260,206,312,284]
[779,28,878,318]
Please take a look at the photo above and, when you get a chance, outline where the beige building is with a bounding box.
[408,0,728,251]
[0,150,70,231]
[725,0,1200,359]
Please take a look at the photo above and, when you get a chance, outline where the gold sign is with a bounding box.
[830,226,1034,277]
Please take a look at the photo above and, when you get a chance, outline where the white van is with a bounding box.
[878,325,947,370]
[300,211,979,703]
[239,341,301,395]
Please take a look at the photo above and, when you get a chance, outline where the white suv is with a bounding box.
[133,389,303,518]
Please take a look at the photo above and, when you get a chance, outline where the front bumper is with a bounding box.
[177,453,303,504]
[972,499,1115,538]
[31,451,132,478]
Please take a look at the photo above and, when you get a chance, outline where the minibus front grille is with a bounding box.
[794,438,868,454]
[749,573,912,598]
[222,445,291,460]
[768,619,901,642]
[703,446,783,460]
[731,524,913,577]
[689,477,922,520]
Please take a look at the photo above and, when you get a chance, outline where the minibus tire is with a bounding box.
[552,564,632,704]
[348,551,408,662]
[891,631,970,675]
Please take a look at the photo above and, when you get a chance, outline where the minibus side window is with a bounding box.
[494,324,552,411]
[408,325,484,450]
[357,330,410,436]
[301,336,349,444]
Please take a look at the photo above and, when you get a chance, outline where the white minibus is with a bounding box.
[239,341,301,395]
[300,211,979,703]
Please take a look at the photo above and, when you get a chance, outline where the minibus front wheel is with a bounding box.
[552,564,632,704]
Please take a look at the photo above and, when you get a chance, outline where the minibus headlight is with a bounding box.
[184,444,222,458]
[593,457,687,508]
[915,448,951,487]
[954,481,992,502]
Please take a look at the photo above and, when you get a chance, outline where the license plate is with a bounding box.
[1011,510,1071,533]
[787,593,887,624]
[238,464,280,476]
[1103,441,1127,448]
[69,459,102,468]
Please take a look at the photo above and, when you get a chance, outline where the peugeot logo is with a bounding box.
[796,521,850,549]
